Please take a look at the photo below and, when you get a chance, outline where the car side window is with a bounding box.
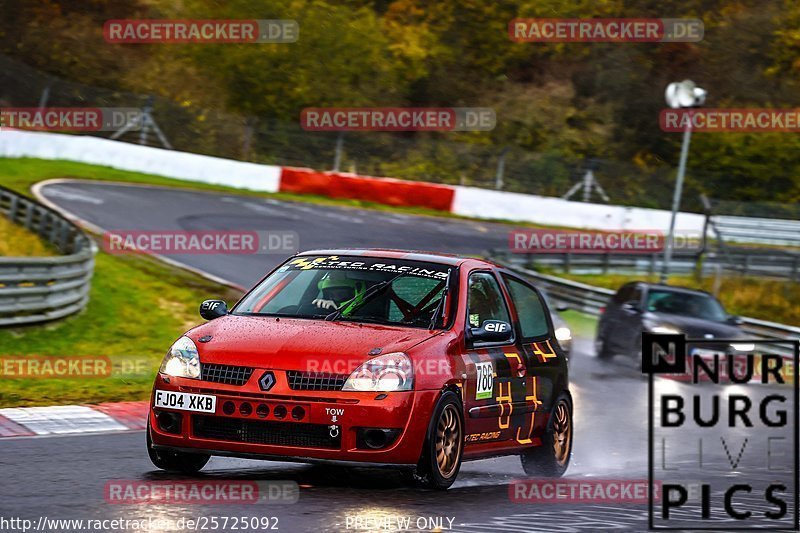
[467,272,510,329]
[503,276,549,339]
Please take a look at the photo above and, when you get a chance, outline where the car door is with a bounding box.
[462,270,526,447]
[500,274,563,447]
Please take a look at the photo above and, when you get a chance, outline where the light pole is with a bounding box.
[660,80,707,284]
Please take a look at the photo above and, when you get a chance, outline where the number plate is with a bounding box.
[154,390,216,413]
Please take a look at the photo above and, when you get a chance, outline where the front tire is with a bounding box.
[520,393,573,477]
[414,391,464,490]
[147,422,210,473]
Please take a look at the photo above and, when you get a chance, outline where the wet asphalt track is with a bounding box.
[0,181,794,532]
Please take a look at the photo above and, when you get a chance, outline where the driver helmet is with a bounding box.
[317,271,366,306]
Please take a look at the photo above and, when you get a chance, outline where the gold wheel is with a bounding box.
[434,404,462,478]
[552,400,572,466]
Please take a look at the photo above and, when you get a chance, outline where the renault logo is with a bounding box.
[259,371,276,391]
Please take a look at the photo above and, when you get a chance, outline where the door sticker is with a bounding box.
[475,361,493,400]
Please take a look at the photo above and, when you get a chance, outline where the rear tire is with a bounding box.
[147,422,210,473]
[520,393,573,477]
[413,391,464,490]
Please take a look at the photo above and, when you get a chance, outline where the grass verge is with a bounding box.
[0,214,57,256]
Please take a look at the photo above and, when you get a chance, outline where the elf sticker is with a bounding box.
[475,361,493,400]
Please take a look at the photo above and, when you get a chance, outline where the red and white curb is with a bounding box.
[0,401,148,438]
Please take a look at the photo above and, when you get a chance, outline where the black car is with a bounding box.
[595,282,752,362]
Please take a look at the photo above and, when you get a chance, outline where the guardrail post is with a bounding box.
[602,252,610,274]
[564,252,571,274]
[792,256,799,282]
[24,202,34,230]
[8,195,18,222]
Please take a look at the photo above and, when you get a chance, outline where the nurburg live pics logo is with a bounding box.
[643,333,799,530]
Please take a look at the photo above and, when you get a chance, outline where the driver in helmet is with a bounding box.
[312,271,366,311]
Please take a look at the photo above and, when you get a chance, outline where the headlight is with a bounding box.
[554,326,572,342]
[342,352,413,392]
[650,325,680,334]
[731,343,755,352]
[159,336,201,379]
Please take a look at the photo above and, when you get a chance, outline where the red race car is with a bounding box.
[147,249,573,489]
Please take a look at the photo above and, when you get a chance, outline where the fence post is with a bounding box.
[602,252,610,274]
[8,194,18,222]
[564,252,571,274]
[333,132,344,172]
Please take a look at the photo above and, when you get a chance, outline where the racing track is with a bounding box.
[0,180,792,532]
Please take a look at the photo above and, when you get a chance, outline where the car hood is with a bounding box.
[185,315,440,372]
[645,312,744,339]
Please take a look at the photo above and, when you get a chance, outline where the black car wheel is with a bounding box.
[413,390,464,490]
[147,421,210,473]
[520,393,573,477]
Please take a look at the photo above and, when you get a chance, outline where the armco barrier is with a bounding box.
[489,254,800,356]
[279,167,456,211]
[0,186,95,326]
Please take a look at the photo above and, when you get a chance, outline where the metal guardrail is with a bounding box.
[712,215,800,247]
[490,253,800,356]
[0,186,95,326]
[500,248,800,281]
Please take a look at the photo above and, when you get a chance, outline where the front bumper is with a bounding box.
[148,373,438,465]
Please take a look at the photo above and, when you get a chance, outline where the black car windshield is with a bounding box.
[645,289,728,322]
[233,255,455,329]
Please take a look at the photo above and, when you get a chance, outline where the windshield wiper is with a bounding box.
[325,272,407,322]
[428,269,452,330]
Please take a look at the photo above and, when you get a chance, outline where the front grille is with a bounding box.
[193,415,340,449]
[201,363,254,386]
[286,371,347,391]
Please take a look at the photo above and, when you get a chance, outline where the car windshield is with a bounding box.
[645,289,728,322]
[233,255,454,329]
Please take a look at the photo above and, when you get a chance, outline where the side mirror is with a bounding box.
[469,320,513,343]
[728,315,744,326]
[622,300,641,313]
[200,299,228,320]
